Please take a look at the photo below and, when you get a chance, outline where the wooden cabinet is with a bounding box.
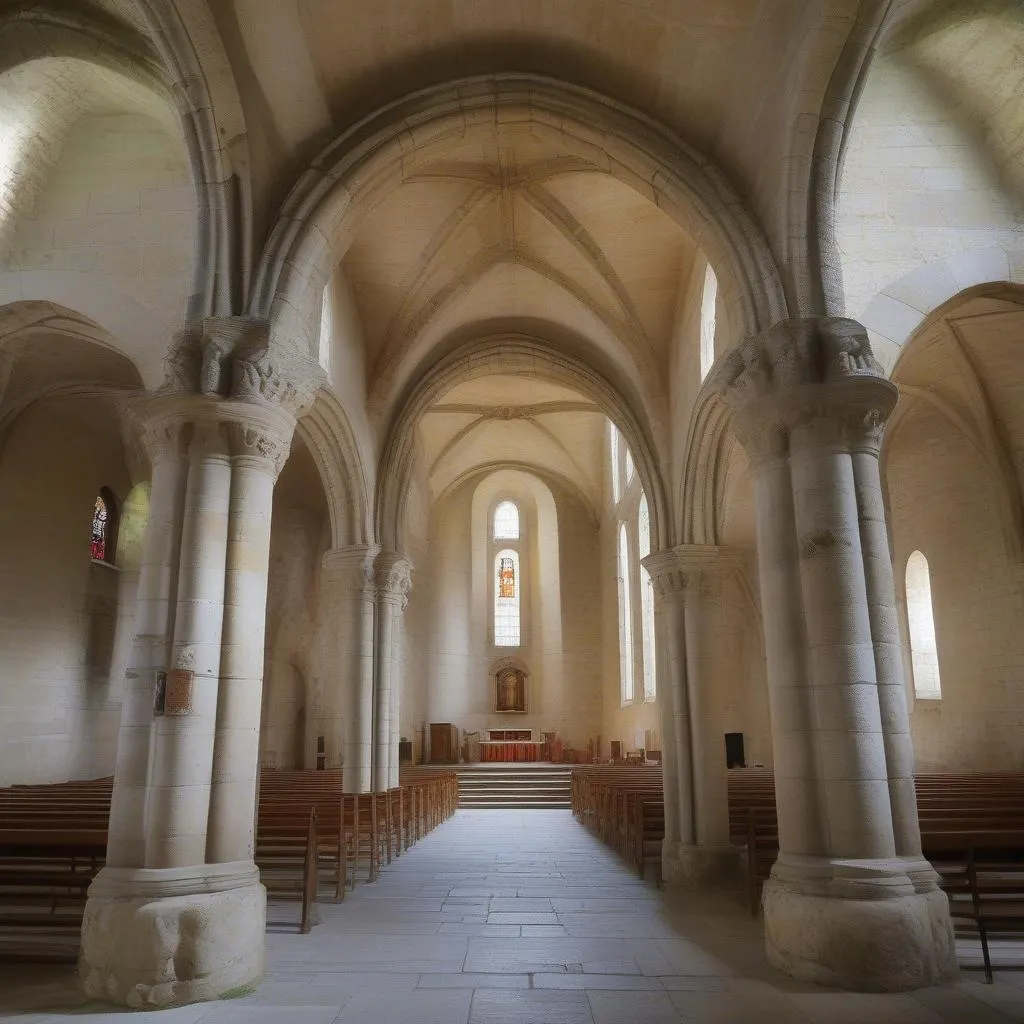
[429,723,459,764]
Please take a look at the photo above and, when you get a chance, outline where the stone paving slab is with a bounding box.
[3,809,1024,1024]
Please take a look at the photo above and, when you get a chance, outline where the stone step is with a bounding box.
[453,763,572,809]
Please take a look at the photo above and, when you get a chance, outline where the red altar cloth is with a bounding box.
[479,740,549,762]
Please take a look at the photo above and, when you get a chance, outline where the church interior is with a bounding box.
[2,1,1024,1021]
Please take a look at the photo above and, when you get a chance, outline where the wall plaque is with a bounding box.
[165,669,195,715]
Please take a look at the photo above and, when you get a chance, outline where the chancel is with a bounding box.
[1,2,1024,1023]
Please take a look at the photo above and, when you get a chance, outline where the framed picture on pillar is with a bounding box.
[492,657,528,713]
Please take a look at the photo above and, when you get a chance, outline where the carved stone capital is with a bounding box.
[374,551,413,608]
[159,317,325,418]
[127,394,295,477]
[321,545,380,596]
[127,397,190,465]
[643,545,744,604]
[711,317,897,463]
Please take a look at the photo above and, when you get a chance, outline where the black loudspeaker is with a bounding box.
[724,732,745,769]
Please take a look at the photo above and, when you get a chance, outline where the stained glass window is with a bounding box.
[625,445,634,484]
[90,493,109,562]
[494,501,520,540]
[638,493,656,701]
[494,549,521,646]
[617,524,634,702]
[906,551,941,700]
[699,262,718,381]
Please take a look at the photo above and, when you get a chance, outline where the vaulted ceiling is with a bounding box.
[418,376,607,512]
[345,128,693,403]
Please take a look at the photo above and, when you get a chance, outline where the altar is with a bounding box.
[478,728,549,762]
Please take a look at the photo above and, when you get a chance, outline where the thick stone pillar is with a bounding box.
[144,417,232,870]
[105,419,188,869]
[319,545,378,792]
[712,317,956,991]
[373,552,412,790]
[645,547,743,886]
[645,554,691,857]
[80,395,296,1008]
[207,407,293,864]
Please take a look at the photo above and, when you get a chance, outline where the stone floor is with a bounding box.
[3,809,1024,1023]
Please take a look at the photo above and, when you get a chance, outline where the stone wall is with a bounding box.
[0,395,130,783]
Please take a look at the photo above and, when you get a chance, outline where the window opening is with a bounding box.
[638,493,656,701]
[90,490,115,564]
[318,283,333,374]
[494,500,520,540]
[494,549,521,647]
[906,550,941,700]
[609,422,621,504]
[699,262,718,381]
[617,523,634,702]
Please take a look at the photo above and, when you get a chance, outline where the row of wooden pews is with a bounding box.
[729,769,1024,981]
[570,765,664,879]
[0,767,459,952]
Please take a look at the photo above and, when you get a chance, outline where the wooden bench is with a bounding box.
[570,765,664,878]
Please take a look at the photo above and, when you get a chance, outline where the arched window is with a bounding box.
[494,549,521,647]
[318,282,333,374]
[699,262,718,381]
[494,500,520,540]
[609,422,621,504]
[638,493,656,701]
[617,523,634,703]
[906,550,941,700]
[90,489,117,564]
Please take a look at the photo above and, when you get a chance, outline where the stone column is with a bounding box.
[712,317,956,991]
[319,545,378,792]
[80,397,294,1008]
[144,415,232,869]
[207,406,294,864]
[105,415,188,869]
[645,546,743,886]
[645,553,691,854]
[373,552,412,790]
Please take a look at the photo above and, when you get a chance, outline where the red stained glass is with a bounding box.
[90,494,108,562]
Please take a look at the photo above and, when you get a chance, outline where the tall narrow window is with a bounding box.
[637,493,656,701]
[494,500,520,540]
[494,549,521,647]
[609,422,621,504]
[906,551,941,700]
[699,262,718,381]
[624,445,635,485]
[90,489,116,564]
[318,283,333,374]
[617,524,634,702]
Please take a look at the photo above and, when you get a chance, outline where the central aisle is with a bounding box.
[3,810,1023,1022]
[255,809,1017,1024]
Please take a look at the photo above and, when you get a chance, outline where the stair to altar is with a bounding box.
[454,763,573,808]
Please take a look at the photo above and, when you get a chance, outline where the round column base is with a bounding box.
[79,862,266,1009]
[763,856,958,991]
[662,839,744,888]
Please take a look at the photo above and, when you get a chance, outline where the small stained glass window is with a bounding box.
[494,501,520,540]
[495,549,521,646]
[91,494,109,562]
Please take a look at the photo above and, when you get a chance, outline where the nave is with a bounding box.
[3,811,1024,1024]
